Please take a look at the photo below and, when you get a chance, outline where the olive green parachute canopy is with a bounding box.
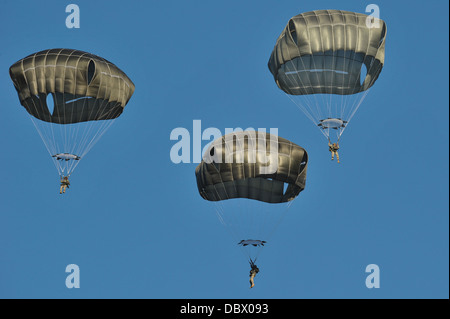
[9,49,135,124]
[195,131,308,204]
[9,49,135,178]
[268,9,386,95]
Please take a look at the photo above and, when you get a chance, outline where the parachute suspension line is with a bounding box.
[286,94,318,125]
[260,198,293,250]
[75,98,106,158]
[28,116,53,155]
[30,116,64,176]
[214,203,227,227]
[211,189,242,250]
[28,115,60,173]
[211,186,248,257]
[211,184,283,262]
[81,115,116,158]
[341,88,370,137]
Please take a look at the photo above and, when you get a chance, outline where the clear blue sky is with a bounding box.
[0,0,448,298]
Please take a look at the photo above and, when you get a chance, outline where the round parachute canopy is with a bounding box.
[268,10,387,141]
[9,48,135,124]
[195,131,308,204]
[9,49,135,177]
[195,131,308,261]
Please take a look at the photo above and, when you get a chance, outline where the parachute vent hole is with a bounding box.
[283,183,289,195]
[288,20,297,45]
[360,64,368,85]
[46,93,55,115]
[87,60,95,85]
